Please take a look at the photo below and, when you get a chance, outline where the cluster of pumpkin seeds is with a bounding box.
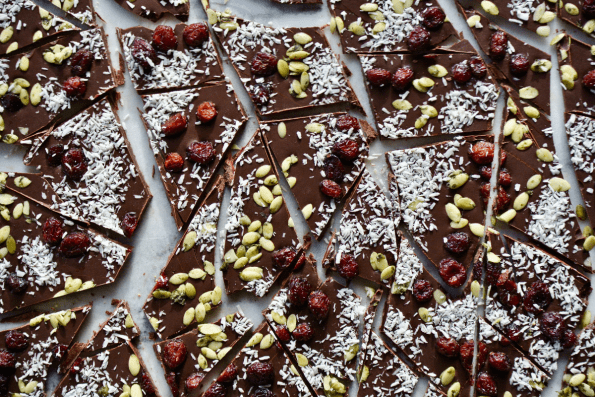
[277,33,313,100]
[323,375,346,397]
[0,76,44,143]
[110,383,143,397]
[369,252,395,282]
[0,174,34,259]
[558,2,595,34]
[206,7,239,30]
[53,277,96,297]
[29,309,76,329]
[560,64,579,90]
[195,318,234,368]
[16,379,39,395]
[561,368,595,397]
[391,70,439,128]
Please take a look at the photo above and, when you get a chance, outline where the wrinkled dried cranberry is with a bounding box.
[323,155,345,182]
[540,312,565,341]
[6,273,27,294]
[272,247,298,269]
[584,0,595,18]
[63,76,87,97]
[141,372,156,395]
[275,325,291,342]
[499,169,512,186]
[392,67,415,90]
[507,326,521,343]
[251,52,277,76]
[47,144,65,166]
[43,217,63,245]
[197,102,218,123]
[336,253,359,280]
[439,258,467,288]
[1,93,24,112]
[61,148,88,180]
[163,339,187,369]
[155,273,168,290]
[217,364,237,383]
[469,141,495,165]
[320,179,342,199]
[488,352,512,371]
[166,372,180,397]
[53,344,68,361]
[336,115,359,131]
[5,330,28,351]
[523,282,551,314]
[183,23,209,47]
[164,153,184,173]
[460,340,487,371]
[510,53,531,76]
[132,38,157,69]
[250,84,270,106]
[203,382,226,397]
[412,279,433,302]
[366,68,392,86]
[70,357,83,374]
[489,31,508,61]
[292,323,314,342]
[583,70,595,89]
[562,330,578,348]
[436,336,460,357]
[421,7,445,30]
[0,350,15,369]
[70,49,93,76]
[59,232,91,257]
[153,25,178,51]
[162,113,187,136]
[444,232,471,254]
[288,277,312,307]
[480,167,492,180]
[246,362,274,386]
[452,61,472,84]
[294,253,306,271]
[308,290,330,320]
[472,258,483,281]
[332,139,359,162]
[187,141,216,165]
[483,185,511,212]
[250,390,274,397]
[122,212,138,238]
[470,57,487,78]
[185,372,205,391]
[498,279,521,308]
[407,26,430,53]
[477,372,497,396]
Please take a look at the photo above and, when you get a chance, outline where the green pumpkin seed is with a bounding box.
[64,277,82,293]
[195,303,206,323]
[428,64,448,78]
[287,314,297,332]
[570,374,587,387]
[294,32,313,45]
[260,334,275,350]
[469,223,485,237]
[0,27,13,43]
[240,267,264,282]
[530,59,552,73]
[125,314,135,328]
[359,365,370,383]
[152,289,171,299]
[372,22,387,33]
[270,196,283,213]
[392,99,412,111]
[129,354,140,376]
[519,86,539,99]
[6,42,18,54]
[246,332,264,347]
[481,0,499,15]
[302,204,313,220]
[497,209,517,223]
[536,148,554,162]
[536,25,551,37]
[150,317,159,331]
[189,268,206,280]
[549,177,571,192]
[0,226,9,244]
[348,21,365,36]
[440,367,456,386]
[418,307,432,322]
[170,273,189,285]
[448,382,461,397]
[255,165,271,178]
[467,15,481,27]
[584,236,595,251]
[445,203,461,222]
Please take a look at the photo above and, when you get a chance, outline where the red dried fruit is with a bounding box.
[460,340,487,371]
[499,336,511,347]
[163,339,187,369]
[275,325,291,342]
[6,273,27,294]
[391,67,415,90]
[251,390,274,397]
[412,279,434,302]
[584,0,595,18]
[332,139,360,162]
[320,179,342,199]
[308,290,331,320]
[217,364,238,383]
[186,372,205,390]
[523,281,552,314]
[498,279,521,308]
[153,25,178,51]
[155,274,168,290]
[292,323,314,342]
[43,217,63,245]
[164,153,184,173]
[246,362,274,386]
[250,51,278,76]
[141,372,156,395]
[61,147,88,180]
[187,141,216,165]
[421,7,446,30]
[470,57,487,78]
[122,212,138,238]
[63,76,87,97]
[407,26,430,53]
[250,84,271,106]
[444,232,471,254]
[489,31,508,61]
[472,258,483,282]
[488,351,512,371]
[132,38,157,69]
[438,258,467,288]
[162,113,187,136]
[5,331,28,351]
[540,312,565,341]
[336,115,360,131]
[197,102,218,123]
[323,155,345,182]
[476,372,498,396]
[47,144,65,167]
[452,61,472,84]
[203,382,227,397]
[53,344,68,361]
[294,253,306,271]
[469,141,496,165]
[491,185,511,212]
[59,232,91,258]
[507,327,521,343]
[183,23,209,47]
[562,330,578,348]
[509,53,530,75]
[166,372,180,397]
[499,169,512,186]
[1,93,24,112]
[288,277,312,307]
[70,49,93,76]
[70,357,83,374]
[583,70,595,89]
[272,247,298,269]
[336,253,359,280]
[366,68,392,86]
[435,336,460,357]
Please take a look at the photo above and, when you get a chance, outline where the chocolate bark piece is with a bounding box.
[328,0,457,53]
[143,179,225,340]
[0,28,120,145]
[469,0,555,33]
[84,300,140,355]
[154,312,253,396]
[23,98,152,237]
[386,136,491,274]
[111,0,189,22]
[358,41,499,139]
[557,0,595,37]
[459,8,551,114]
[118,24,224,93]
[424,384,447,397]
[484,233,592,375]
[0,172,131,314]
[42,0,96,25]
[558,322,595,397]
[222,130,302,297]
[210,14,361,116]
[140,83,247,229]
[357,287,384,372]
[54,341,161,397]
[262,113,372,240]
[556,33,595,117]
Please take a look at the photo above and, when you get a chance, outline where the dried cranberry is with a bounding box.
[499,336,511,347]
[584,0,595,18]
[132,38,157,69]
[155,273,168,290]
[5,331,28,351]
[163,339,187,369]
[63,76,87,97]
[141,372,156,395]
[153,25,178,51]
[332,139,359,162]
[562,330,578,348]
[70,357,83,374]
[444,232,471,254]
[391,67,415,90]
[452,61,472,84]
[6,273,27,294]
[217,364,237,383]
[336,253,359,280]
[438,258,467,288]
[476,372,497,396]
[323,155,345,182]
[61,148,88,180]
[470,57,487,78]
[583,70,595,89]
[47,144,65,166]
[288,277,312,307]
[320,179,342,199]
[469,141,495,165]
[1,93,24,112]
[251,390,274,397]
[412,279,434,302]
[292,323,314,342]
[294,253,306,271]
[53,344,68,361]
[162,113,187,136]
[250,84,271,106]
[308,291,330,320]
[336,115,359,132]
[187,141,216,165]
[498,279,521,308]
[509,53,530,75]
[488,352,512,371]
[435,336,460,357]
[122,212,138,238]
[183,23,209,47]
[407,26,430,53]
[166,373,180,397]
[472,258,483,281]
[366,68,392,86]
[70,49,93,76]
[275,325,291,342]
[499,169,512,186]
[272,247,297,269]
[489,31,508,61]
[421,7,446,30]
[507,327,521,343]
[460,340,487,371]
[251,52,277,76]
[59,232,91,258]
[246,362,274,386]
[185,372,205,391]
[197,102,218,123]
[43,217,63,245]
[540,312,565,341]
[523,282,551,314]
[494,186,511,212]
[164,152,184,173]
[203,382,227,397]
